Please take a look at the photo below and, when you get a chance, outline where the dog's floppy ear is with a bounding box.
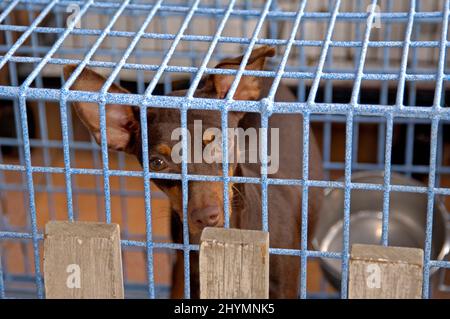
[210,45,275,100]
[63,65,140,153]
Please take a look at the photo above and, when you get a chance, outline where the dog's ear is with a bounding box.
[63,65,140,153]
[210,45,275,100]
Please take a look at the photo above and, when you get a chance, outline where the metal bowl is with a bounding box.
[312,171,450,289]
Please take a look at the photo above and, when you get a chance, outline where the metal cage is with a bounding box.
[0,0,449,299]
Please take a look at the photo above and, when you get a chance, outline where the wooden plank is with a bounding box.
[43,221,124,299]
[199,227,269,299]
[348,244,423,299]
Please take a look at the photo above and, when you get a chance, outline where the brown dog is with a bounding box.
[63,46,323,298]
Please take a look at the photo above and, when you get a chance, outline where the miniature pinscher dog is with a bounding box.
[63,45,323,299]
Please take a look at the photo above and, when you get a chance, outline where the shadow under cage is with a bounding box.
[0,0,449,299]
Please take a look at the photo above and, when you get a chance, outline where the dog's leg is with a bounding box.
[189,252,200,299]
[170,211,184,298]
[269,255,300,298]
[169,252,200,299]
[169,210,201,299]
[171,250,185,299]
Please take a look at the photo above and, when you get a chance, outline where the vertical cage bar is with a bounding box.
[62,0,129,221]
[100,0,164,297]
[405,1,421,178]
[376,0,392,167]
[180,104,190,298]
[381,113,393,245]
[381,0,416,246]
[341,111,353,299]
[304,0,340,298]
[142,0,200,299]
[3,0,64,299]
[97,0,163,230]
[3,12,32,275]
[300,112,310,299]
[0,246,4,298]
[422,0,449,299]
[351,0,363,173]
[342,0,378,299]
[187,0,236,228]
[17,92,43,297]
[25,2,57,221]
[224,0,272,232]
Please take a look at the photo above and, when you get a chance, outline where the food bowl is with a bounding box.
[312,171,450,289]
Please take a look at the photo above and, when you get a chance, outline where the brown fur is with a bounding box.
[63,46,323,298]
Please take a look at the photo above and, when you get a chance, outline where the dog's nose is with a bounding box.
[192,206,220,228]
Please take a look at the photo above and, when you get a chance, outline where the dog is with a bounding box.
[63,45,323,298]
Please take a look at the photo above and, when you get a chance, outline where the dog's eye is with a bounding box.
[149,157,167,171]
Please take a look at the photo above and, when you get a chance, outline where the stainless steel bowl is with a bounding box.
[312,171,450,289]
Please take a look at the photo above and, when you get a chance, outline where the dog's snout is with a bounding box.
[192,206,220,227]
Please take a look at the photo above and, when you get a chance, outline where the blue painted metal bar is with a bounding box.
[215,0,273,233]
[8,0,450,23]
[376,0,393,170]
[98,0,164,297]
[0,149,7,299]
[0,0,20,25]
[2,226,448,270]
[304,0,341,299]
[5,51,450,81]
[422,0,450,298]
[378,0,391,245]
[3,22,450,50]
[268,0,307,101]
[185,0,237,228]
[379,0,416,246]
[139,0,201,299]
[2,0,63,299]
[306,0,340,105]
[70,0,130,223]
[1,0,450,300]
[267,0,309,298]
[0,1,57,71]
[0,247,4,299]
[3,11,33,278]
[405,0,420,179]
[341,0,378,299]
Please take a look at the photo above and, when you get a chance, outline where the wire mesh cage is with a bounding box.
[0,0,450,299]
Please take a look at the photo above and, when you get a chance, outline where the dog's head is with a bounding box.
[63,46,275,235]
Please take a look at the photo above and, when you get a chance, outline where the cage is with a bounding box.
[0,0,449,299]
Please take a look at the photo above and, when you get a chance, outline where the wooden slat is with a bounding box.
[43,221,124,299]
[199,227,269,299]
[348,244,423,299]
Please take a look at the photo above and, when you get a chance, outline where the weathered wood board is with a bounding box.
[43,221,124,299]
[348,244,423,299]
[199,227,269,299]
